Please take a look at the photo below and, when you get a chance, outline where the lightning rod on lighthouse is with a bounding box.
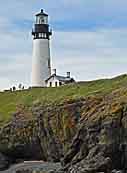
[31,9,52,87]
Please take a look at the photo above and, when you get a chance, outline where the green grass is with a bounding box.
[0,74,127,124]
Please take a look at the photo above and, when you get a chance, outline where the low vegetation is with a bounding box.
[0,74,127,125]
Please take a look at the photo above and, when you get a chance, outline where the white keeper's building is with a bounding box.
[31,9,75,87]
[45,70,75,87]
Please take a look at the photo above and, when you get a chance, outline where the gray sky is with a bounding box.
[0,0,127,89]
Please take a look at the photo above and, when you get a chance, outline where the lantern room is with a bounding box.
[32,9,52,40]
[35,9,48,24]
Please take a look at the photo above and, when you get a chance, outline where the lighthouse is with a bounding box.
[31,9,52,87]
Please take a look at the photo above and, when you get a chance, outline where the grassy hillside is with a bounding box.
[0,74,127,124]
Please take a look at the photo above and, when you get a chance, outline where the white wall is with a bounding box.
[31,39,51,87]
[46,76,63,87]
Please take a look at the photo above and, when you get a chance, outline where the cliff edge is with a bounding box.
[0,75,127,172]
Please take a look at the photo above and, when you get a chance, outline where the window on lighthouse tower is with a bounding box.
[36,15,48,24]
[39,16,44,24]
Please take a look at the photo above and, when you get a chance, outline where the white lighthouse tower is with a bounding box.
[31,9,52,87]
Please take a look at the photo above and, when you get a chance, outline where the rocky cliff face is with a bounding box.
[0,86,127,172]
[0,99,82,170]
[61,90,127,173]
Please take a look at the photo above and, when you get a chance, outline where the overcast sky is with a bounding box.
[0,0,127,89]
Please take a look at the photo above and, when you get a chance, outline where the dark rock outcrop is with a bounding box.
[61,94,127,172]
[0,100,82,169]
[1,88,127,172]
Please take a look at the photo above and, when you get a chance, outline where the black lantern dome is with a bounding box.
[36,9,48,17]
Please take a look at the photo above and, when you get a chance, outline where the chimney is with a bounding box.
[53,69,56,75]
[67,72,70,78]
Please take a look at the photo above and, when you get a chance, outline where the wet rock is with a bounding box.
[0,153,9,170]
